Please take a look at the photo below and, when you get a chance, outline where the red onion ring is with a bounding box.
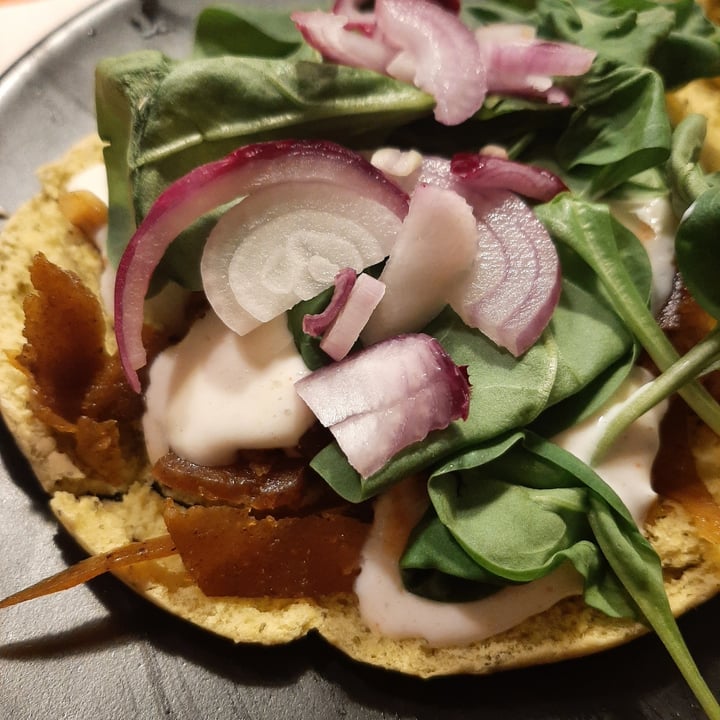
[115,140,409,391]
[449,190,561,356]
[451,153,568,202]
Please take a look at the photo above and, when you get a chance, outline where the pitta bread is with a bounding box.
[2,135,720,678]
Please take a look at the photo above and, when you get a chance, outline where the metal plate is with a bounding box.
[0,2,719,717]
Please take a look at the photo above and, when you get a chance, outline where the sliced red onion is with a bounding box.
[320,273,386,360]
[376,0,487,125]
[475,25,596,102]
[115,140,409,392]
[303,267,357,337]
[332,0,371,18]
[294,1,486,126]
[448,190,561,356]
[362,184,476,345]
[451,153,567,202]
[292,11,395,72]
[295,333,470,478]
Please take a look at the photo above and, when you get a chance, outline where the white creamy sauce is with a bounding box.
[66,163,115,314]
[552,366,665,527]
[355,477,584,646]
[609,195,678,315]
[355,368,666,645]
[142,310,315,466]
[66,163,109,207]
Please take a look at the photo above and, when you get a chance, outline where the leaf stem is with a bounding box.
[591,326,720,464]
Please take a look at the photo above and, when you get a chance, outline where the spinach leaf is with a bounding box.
[537,0,676,68]
[95,51,175,268]
[126,57,432,288]
[649,0,720,88]
[412,430,720,718]
[556,60,671,198]
[536,193,720,436]
[589,493,720,720]
[400,511,507,602]
[286,285,334,371]
[193,5,305,59]
[465,0,720,88]
[675,184,720,321]
[667,113,713,216]
[311,267,635,502]
[416,431,639,618]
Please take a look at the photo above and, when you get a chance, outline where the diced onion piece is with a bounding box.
[295,334,470,478]
[201,181,402,336]
[320,273,386,360]
[376,0,487,125]
[451,153,567,202]
[115,140,408,392]
[449,191,561,356]
[362,184,476,344]
[303,267,357,337]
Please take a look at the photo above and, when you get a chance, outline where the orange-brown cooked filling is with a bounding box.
[15,253,145,487]
[17,255,720,598]
[163,502,370,597]
[152,449,345,516]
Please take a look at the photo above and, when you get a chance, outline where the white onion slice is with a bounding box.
[201,181,403,336]
[449,191,561,356]
[362,184,477,344]
[114,140,408,391]
[320,273,386,360]
[295,333,470,478]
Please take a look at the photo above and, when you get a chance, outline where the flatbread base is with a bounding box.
[2,137,720,678]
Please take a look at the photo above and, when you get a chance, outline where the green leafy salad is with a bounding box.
[95,1,720,716]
